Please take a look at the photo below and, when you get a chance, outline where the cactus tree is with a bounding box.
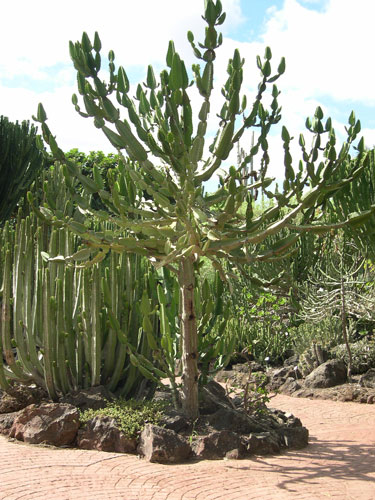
[33,0,373,418]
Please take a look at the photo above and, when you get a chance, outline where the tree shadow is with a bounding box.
[226,436,375,492]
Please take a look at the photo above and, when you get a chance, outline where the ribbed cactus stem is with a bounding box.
[102,255,117,380]
[42,268,58,400]
[90,264,101,386]
[23,219,43,378]
[81,268,92,370]
[56,277,70,394]
[0,247,12,389]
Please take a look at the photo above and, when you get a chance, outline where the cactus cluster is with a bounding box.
[0,166,162,399]
[1,161,230,404]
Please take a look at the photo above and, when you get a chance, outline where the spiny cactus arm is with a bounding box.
[204,206,375,266]
[200,153,373,259]
[194,46,285,186]
[69,33,185,174]
[0,359,10,390]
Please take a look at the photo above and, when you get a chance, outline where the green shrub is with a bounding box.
[79,399,169,438]
[331,339,375,375]
[290,316,346,355]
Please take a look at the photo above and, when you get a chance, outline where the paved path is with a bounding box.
[1,394,375,500]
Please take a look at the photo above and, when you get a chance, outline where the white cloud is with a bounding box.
[361,128,375,150]
[1,0,242,75]
[0,84,114,152]
[259,0,375,104]
[2,0,375,166]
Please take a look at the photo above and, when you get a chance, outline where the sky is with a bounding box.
[2,0,375,184]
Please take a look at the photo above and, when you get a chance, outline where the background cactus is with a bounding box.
[32,0,374,418]
[298,236,375,379]
[0,116,45,225]
[328,148,375,258]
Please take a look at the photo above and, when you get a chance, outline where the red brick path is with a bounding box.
[1,394,374,500]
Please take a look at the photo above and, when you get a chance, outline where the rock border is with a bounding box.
[0,382,309,463]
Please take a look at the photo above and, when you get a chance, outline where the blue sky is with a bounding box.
[1,0,375,181]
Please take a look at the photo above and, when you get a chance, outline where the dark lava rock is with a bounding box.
[207,407,267,434]
[305,360,347,388]
[279,377,302,395]
[242,431,281,455]
[281,426,309,449]
[0,385,48,414]
[199,380,233,415]
[0,412,19,436]
[9,403,79,446]
[359,368,375,389]
[193,430,245,460]
[269,366,301,390]
[159,409,190,433]
[283,354,300,367]
[138,424,191,463]
[60,385,115,411]
[77,415,137,453]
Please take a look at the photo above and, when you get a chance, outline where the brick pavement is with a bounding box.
[0,394,374,500]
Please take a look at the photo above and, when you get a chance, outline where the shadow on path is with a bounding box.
[226,436,375,492]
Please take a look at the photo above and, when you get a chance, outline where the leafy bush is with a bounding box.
[224,367,270,416]
[230,290,294,364]
[331,339,375,375]
[79,399,169,438]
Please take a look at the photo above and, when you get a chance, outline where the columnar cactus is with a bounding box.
[33,0,374,418]
[0,116,45,224]
[0,165,166,399]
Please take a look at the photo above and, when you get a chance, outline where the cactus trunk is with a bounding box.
[179,256,199,419]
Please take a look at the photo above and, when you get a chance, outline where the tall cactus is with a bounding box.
[32,0,374,418]
[0,116,45,224]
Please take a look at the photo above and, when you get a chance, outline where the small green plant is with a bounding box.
[225,353,271,415]
[242,372,271,415]
[79,399,169,438]
[188,418,199,445]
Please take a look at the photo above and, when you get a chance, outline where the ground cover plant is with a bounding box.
[79,399,168,438]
